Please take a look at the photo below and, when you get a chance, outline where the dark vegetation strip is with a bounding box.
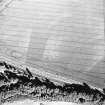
[0,61,105,105]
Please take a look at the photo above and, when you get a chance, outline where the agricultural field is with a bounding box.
[0,0,105,105]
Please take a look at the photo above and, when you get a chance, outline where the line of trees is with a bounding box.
[0,61,105,105]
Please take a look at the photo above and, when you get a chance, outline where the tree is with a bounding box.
[83,82,90,89]
[103,88,105,94]
[26,67,33,79]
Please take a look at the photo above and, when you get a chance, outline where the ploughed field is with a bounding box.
[0,0,105,96]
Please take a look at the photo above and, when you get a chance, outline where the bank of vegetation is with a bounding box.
[0,61,105,105]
